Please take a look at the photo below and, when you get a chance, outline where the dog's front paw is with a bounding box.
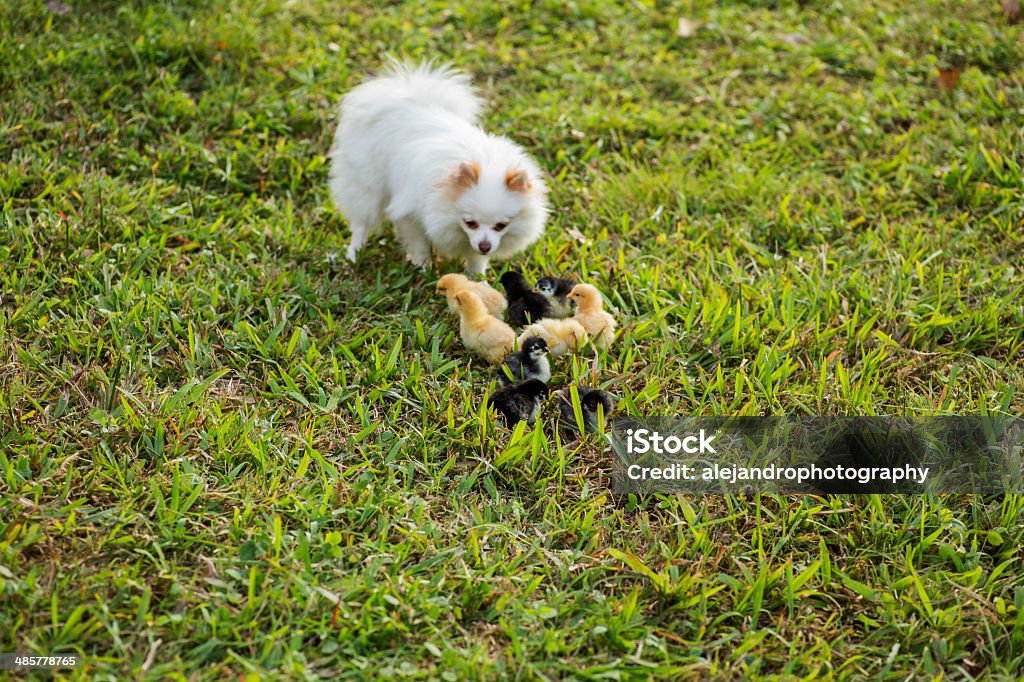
[407,252,434,272]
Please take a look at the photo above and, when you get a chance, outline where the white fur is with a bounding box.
[328,60,548,275]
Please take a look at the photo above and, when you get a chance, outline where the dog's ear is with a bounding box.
[450,161,481,191]
[504,169,532,193]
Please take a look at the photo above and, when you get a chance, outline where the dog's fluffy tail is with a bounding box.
[342,58,481,124]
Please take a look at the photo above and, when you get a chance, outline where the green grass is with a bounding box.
[2,0,1024,679]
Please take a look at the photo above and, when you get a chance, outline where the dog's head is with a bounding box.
[445,161,542,256]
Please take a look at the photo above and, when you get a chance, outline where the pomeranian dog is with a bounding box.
[328,60,549,275]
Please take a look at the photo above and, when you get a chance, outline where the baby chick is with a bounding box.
[500,271,553,326]
[454,290,515,364]
[436,273,506,317]
[535,276,576,318]
[567,283,617,350]
[487,378,549,427]
[498,336,551,385]
[517,318,588,358]
[556,385,616,437]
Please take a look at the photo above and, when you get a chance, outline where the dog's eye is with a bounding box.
[463,218,478,229]
[494,222,508,232]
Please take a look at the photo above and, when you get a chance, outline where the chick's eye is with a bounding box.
[494,222,508,232]
[463,218,478,229]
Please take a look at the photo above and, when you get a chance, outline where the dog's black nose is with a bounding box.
[478,240,492,254]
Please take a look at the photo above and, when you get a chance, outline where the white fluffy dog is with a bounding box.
[328,60,549,275]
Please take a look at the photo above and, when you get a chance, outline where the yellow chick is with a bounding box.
[436,273,506,317]
[454,290,515,364]
[517,318,588,358]
[567,283,617,350]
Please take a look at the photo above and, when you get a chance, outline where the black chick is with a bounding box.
[556,386,616,437]
[535,276,576,318]
[487,379,549,427]
[500,271,553,326]
[498,336,551,385]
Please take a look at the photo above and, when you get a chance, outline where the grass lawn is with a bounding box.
[3,0,1024,679]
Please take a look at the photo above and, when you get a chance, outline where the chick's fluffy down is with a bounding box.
[456,291,515,364]
[437,274,506,317]
[517,319,588,358]
[569,284,617,349]
[575,309,616,349]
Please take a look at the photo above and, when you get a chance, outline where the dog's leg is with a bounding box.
[331,159,383,263]
[464,253,489,277]
[346,222,371,262]
[393,217,434,270]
